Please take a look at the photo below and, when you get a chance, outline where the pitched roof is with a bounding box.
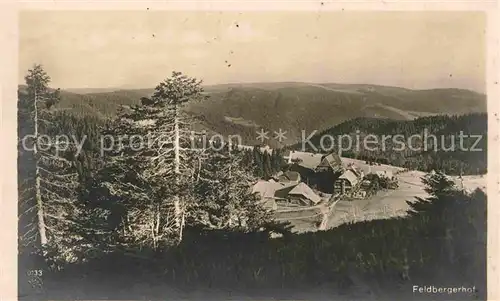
[348,165,364,177]
[287,151,323,170]
[288,182,322,204]
[278,171,300,182]
[338,169,360,186]
[319,152,343,168]
[252,180,283,199]
[252,180,295,199]
[274,184,299,199]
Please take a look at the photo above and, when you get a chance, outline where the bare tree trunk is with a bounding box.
[174,197,182,241]
[34,89,48,247]
[35,173,47,246]
[196,156,201,183]
[180,211,185,242]
[150,221,156,250]
[155,205,161,236]
[174,115,180,174]
[173,107,183,242]
[155,204,161,248]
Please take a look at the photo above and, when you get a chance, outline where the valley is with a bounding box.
[15,10,489,301]
[25,82,486,146]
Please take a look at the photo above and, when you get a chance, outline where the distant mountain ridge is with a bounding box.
[62,82,485,95]
[18,82,486,146]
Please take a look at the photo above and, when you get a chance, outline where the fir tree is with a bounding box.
[270,148,283,174]
[18,65,81,265]
[194,146,285,234]
[252,145,264,178]
[262,151,273,179]
[92,71,207,249]
[406,171,457,220]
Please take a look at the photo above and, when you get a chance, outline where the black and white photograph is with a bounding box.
[13,8,490,300]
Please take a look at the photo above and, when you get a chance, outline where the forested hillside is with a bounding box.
[18,81,487,175]
[292,113,487,175]
[19,82,486,147]
[188,84,485,145]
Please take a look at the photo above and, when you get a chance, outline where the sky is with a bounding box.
[19,11,486,92]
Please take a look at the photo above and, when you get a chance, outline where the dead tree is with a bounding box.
[101,71,207,248]
[18,65,80,262]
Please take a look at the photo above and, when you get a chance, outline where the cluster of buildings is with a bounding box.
[252,175,325,210]
[253,150,393,209]
[285,151,364,194]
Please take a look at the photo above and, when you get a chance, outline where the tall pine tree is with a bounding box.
[94,71,207,249]
[252,146,264,178]
[194,146,278,232]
